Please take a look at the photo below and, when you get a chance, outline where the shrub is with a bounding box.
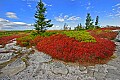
[88,30,118,40]
[62,31,96,42]
[39,32,57,37]
[0,35,20,46]
[37,34,115,63]
[17,35,35,47]
[30,36,45,46]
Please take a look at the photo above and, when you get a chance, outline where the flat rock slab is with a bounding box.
[29,50,52,63]
[105,73,120,80]
[5,42,16,50]
[1,59,26,76]
[0,75,10,80]
[0,48,9,53]
[50,62,68,75]
[0,52,13,64]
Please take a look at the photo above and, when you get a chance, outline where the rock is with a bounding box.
[107,59,120,68]
[87,66,95,71]
[1,59,26,76]
[41,63,51,71]
[0,48,9,53]
[94,71,106,79]
[0,75,10,80]
[12,46,22,52]
[29,50,52,63]
[0,52,13,64]
[50,62,68,75]
[66,65,82,76]
[62,74,78,80]
[4,42,16,50]
[0,45,3,48]
[94,64,108,73]
[79,65,87,71]
[105,73,120,80]
[107,68,120,76]
[115,42,120,46]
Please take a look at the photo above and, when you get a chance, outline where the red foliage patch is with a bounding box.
[0,35,20,46]
[100,27,120,30]
[88,30,118,40]
[30,36,45,46]
[37,34,115,63]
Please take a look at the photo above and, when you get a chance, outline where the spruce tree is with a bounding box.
[95,16,99,25]
[85,13,92,29]
[34,0,53,34]
[95,16,100,28]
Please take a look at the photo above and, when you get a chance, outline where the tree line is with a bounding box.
[34,0,100,34]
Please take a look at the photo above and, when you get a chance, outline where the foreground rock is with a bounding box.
[50,62,68,75]
[0,52,13,64]
[29,50,52,63]
[1,59,26,76]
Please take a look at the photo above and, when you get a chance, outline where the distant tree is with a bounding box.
[85,13,92,29]
[95,16,99,25]
[79,23,82,29]
[64,23,69,30]
[95,16,100,28]
[74,23,83,31]
[69,27,71,30]
[34,0,53,34]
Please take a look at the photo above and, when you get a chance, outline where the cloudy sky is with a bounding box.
[0,0,120,30]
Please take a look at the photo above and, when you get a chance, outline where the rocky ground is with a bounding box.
[0,31,120,80]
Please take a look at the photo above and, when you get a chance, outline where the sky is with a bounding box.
[0,0,120,30]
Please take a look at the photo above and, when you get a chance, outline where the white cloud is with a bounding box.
[85,2,94,10]
[28,4,32,7]
[86,7,90,10]
[6,12,18,19]
[64,15,69,19]
[67,16,80,21]
[49,25,61,30]
[109,3,120,18]
[114,3,120,7]
[55,17,64,22]
[55,14,80,22]
[48,5,52,7]
[43,2,52,7]
[0,18,32,30]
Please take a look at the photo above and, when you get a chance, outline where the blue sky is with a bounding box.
[0,0,120,30]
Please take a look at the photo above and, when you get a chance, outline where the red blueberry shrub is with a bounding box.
[88,30,118,40]
[0,35,20,46]
[30,36,45,46]
[37,34,115,63]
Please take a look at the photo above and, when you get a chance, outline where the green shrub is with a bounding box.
[39,32,57,37]
[17,35,36,47]
[62,31,96,42]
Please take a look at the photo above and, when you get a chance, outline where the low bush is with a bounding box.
[88,30,118,40]
[30,36,45,46]
[37,34,115,63]
[62,31,96,42]
[0,35,20,46]
[17,35,35,47]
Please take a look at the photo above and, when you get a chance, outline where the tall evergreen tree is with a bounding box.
[95,16,100,28]
[95,16,99,26]
[85,13,92,29]
[34,0,53,34]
